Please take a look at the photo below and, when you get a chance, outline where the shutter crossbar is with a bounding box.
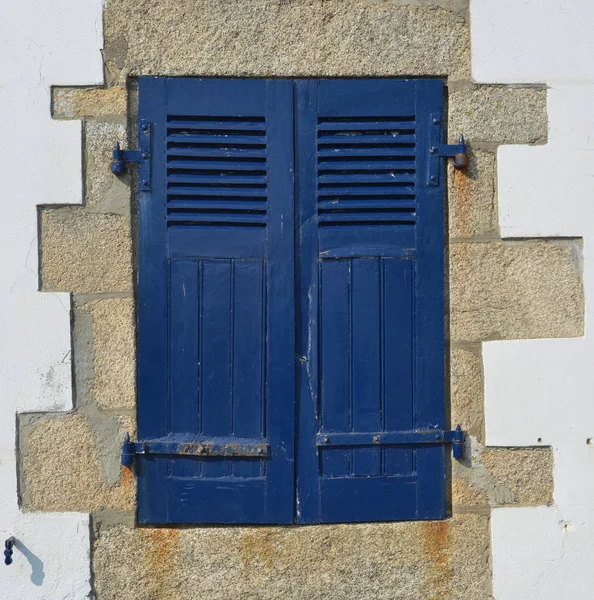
[316,425,465,458]
[121,433,269,466]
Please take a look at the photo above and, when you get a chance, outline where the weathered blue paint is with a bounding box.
[137,78,295,524]
[295,79,447,523]
[136,78,449,524]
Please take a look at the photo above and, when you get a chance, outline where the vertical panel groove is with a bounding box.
[198,260,204,437]
[379,257,385,476]
[347,259,354,476]
[197,260,203,478]
[229,259,235,436]
[261,262,267,440]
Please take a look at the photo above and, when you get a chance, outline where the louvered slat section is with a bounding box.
[316,117,416,225]
[166,116,267,226]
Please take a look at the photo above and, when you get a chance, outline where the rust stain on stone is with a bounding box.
[119,464,134,486]
[239,529,283,570]
[141,528,181,587]
[451,165,472,238]
[422,521,453,600]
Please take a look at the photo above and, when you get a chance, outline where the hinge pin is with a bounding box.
[452,424,464,459]
[121,432,135,467]
[111,141,126,175]
[452,135,468,170]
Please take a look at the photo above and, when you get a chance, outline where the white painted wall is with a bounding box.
[2,1,592,597]
[472,1,594,598]
[0,1,103,598]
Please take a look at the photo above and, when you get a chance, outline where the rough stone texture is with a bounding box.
[53,86,127,119]
[40,207,132,293]
[450,240,584,342]
[481,447,554,506]
[452,476,489,508]
[103,0,470,84]
[449,85,547,144]
[85,120,130,213]
[448,149,498,240]
[78,297,135,410]
[450,345,484,440]
[30,1,569,598]
[93,514,490,600]
[20,413,134,512]
[453,441,554,509]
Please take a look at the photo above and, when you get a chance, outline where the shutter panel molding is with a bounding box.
[136,78,446,525]
[137,78,296,524]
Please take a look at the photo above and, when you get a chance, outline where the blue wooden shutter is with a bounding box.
[136,78,296,523]
[295,79,446,523]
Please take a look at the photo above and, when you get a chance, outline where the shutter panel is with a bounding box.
[137,78,296,523]
[295,80,446,523]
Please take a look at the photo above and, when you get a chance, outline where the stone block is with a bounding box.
[53,87,127,119]
[481,447,554,506]
[20,412,134,513]
[103,1,470,83]
[449,85,547,144]
[40,207,132,294]
[85,120,130,213]
[450,240,584,342]
[453,440,554,509]
[76,297,135,410]
[450,345,484,439]
[93,514,490,600]
[448,149,497,239]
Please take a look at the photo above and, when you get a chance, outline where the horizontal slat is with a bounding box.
[167,186,267,197]
[167,133,266,145]
[167,147,267,158]
[167,118,265,130]
[167,159,266,171]
[317,200,416,211]
[317,147,415,158]
[318,186,415,197]
[318,196,416,204]
[317,134,415,146]
[318,213,416,223]
[319,247,417,259]
[317,119,415,131]
[167,213,266,224]
[317,160,415,171]
[167,173,267,185]
[317,173,415,185]
[168,200,267,211]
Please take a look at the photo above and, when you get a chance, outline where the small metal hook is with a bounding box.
[4,537,15,566]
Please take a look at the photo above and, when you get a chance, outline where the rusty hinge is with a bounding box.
[427,113,468,186]
[111,118,152,191]
[121,433,269,467]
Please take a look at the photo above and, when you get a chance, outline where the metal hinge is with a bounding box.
[315,424,466,459]
[121,433,269,466]
[427,113,468,186]
[111,118,152,191]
